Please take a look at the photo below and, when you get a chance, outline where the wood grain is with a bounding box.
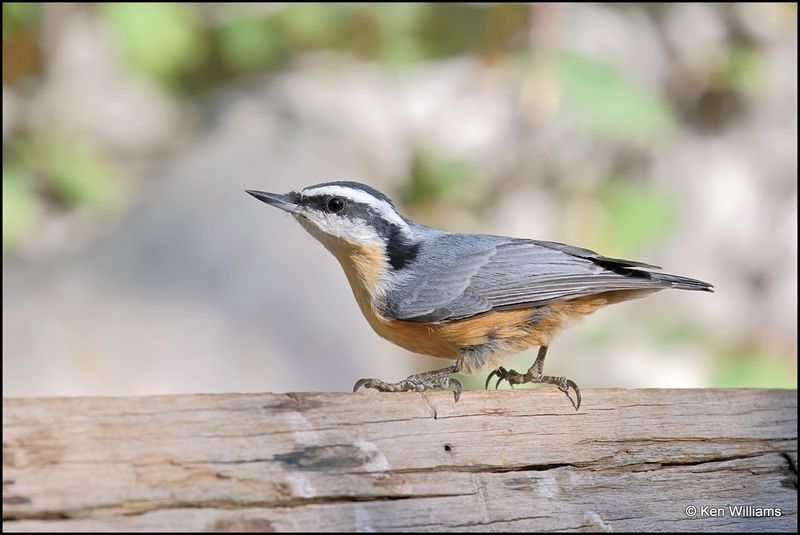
[3,389,797,532]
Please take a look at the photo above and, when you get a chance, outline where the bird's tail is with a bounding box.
[650,272,714,292]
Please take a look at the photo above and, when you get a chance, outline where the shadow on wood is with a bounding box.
[3,388,797,532]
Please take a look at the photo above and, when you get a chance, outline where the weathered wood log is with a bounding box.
[3,389,797,532]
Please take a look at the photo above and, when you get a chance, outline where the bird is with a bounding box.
[246,181,712,410]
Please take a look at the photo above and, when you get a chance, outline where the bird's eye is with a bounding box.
[327,197,345,213]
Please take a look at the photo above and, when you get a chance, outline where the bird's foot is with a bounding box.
[485,367,581,411]
[353,366,462,402]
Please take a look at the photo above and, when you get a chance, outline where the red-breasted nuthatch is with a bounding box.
[247,181,713,410]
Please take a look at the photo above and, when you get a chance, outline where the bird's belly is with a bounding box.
[389,309,543,356]
[357,291,615,373]
[363,302,554,363]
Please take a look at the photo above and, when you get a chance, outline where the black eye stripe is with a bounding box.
[301,195,332,212]
[299,195,395,232]
[300,194,355,215]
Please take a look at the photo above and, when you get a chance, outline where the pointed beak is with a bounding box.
[246,190,300,214]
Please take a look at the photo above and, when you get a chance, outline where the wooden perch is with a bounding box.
[3,388,797,532]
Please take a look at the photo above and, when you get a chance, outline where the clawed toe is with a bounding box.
[556,378,581,411]
[485,369,499,390]
[484,367,508,390]
[495,375,505,390]
[353,378,375,392]
[450,378,462,402]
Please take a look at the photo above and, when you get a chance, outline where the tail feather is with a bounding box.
[582,249,713,293]
[650,272,714,292]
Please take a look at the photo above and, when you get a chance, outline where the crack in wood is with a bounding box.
[419,392,438,420]
[3,491,480,522]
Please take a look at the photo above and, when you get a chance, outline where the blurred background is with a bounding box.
[3,3,796,397]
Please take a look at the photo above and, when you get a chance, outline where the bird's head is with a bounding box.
[247,181,420,270]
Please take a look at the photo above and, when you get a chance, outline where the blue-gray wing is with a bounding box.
[382,233,701,323]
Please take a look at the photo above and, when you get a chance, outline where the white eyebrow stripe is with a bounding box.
[302,185,408,228]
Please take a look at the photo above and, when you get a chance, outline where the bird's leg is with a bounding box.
[353,365,462,402]
[485,346,581,411]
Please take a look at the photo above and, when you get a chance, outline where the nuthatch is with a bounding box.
[247,181,713,410]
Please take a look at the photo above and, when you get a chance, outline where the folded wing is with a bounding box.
[382,234,711,323]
